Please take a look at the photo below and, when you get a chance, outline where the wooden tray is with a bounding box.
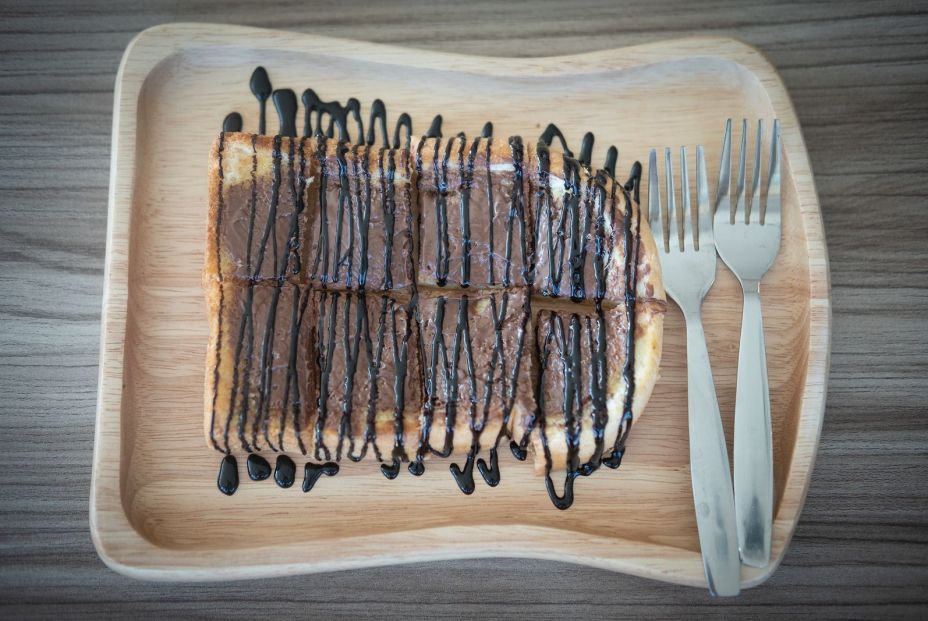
[91,23,830,587]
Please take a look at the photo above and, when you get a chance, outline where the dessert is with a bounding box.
[205,68,665,508]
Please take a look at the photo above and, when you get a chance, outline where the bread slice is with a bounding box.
[416,288,534,463]
[309,290,422,463]
[204,279,314,455]
[415,136,533,289]
[205,134,311,285]
[304,138,417,291]
[204,132,664,484]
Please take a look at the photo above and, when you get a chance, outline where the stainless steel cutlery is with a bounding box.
[647,118,782,594]
[714,119,782,569]
[648,146,741,597]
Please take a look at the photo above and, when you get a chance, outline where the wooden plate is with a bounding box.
[91,23,829,587]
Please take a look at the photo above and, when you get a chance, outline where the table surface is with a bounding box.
[1,0,926,618]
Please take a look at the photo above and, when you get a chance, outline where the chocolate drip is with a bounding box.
[604,146,618,178]
[303,462,339,492]
[273,89,298,137]
[381,459,401,479]
[367,99,388,147]
[302,89,351,141]
[579,132,595,168]
[476,447,501,486]
[426,114,443,138]
[393,113,412,149]
[347,99,364,143]
[250,67,272,135]
[218,455,239,495]
[274,455,297,488]
[223,112,243,133]
[540,123,574,157]
[246,454,271,481]
[450,453,477,494]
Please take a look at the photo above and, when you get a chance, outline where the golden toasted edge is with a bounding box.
[203,278,221,451]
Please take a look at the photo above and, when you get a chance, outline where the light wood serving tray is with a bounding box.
[91,23,830,587]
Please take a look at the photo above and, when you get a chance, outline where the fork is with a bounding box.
[649,146,740,596]
[713,119,782,568]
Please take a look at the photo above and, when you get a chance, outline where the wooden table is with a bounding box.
[2,1,926,617]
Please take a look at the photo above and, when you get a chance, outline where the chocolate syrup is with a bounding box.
[250,67,272,135]
[274,455,297,488]
[303,462,339,492]
[273,89,298,137]
[223,112,243,133]
[217,454,238,495]
[246,454,271,481]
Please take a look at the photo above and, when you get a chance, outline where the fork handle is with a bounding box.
[684,310,741,597]
[733,285,773,568]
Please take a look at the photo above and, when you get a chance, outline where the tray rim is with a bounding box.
[90,22,831,587]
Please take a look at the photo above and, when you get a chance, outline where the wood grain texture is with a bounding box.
[0,0,926,618]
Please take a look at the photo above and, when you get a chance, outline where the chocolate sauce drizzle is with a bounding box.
[218,454,238,495]
[246,454,271,481]
[250,67,272,135]
[215,67,643,510]
[304,462,339,492]
[274,455,297,488]
[223,112,243,133]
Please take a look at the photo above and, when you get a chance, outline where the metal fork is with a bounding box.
[649,147,740,596]
[713,119,782,568]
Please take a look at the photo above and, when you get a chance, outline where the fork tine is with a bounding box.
[734,119,747,224]
[764,119,781,225]
[749,119,763,224]
[680,146,692,250]
[665,147,679,250]
[648,149,665,250]
[697,145,711,250]
[715,119,732,214]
